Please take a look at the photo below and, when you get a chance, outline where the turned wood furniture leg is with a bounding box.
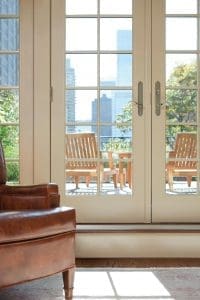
[63,267,75,299]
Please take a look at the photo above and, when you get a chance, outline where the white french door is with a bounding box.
[152,0,200,222]
[51,0,200,223]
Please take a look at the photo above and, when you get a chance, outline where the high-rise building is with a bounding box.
[66,59,76,132]
[113,30,132,138]
[0,0,19,86]
[92,93,112,139]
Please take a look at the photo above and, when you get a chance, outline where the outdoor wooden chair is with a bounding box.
[65,132,118,189]
[166,133,197,191]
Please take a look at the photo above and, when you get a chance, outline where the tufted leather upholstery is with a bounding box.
[0,141,76,299]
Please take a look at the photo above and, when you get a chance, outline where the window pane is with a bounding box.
[99,93,112,125]
[0,54,19,86]
[0,0,19,15]
[166,54,197,86]
[6,161,19,183]
[66,125,96,134]
[166,126,197,195]
[166,89,197,124]
[66,0,97,15]
[166,0,197,14]
[66,18,97,51]
[65,90,97,123]
[100,0,132,14]
[100,54,132,86]
[66,54,97,86]
[100,19,132,51]
[166,18,197,50]
[0,19,19,50]
[0,125,19,158]
[0,89,19,122]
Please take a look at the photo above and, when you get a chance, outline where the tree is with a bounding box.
[166,63,197,147]
[0,89,19,181]
[115,101,132,135]
[114,63,197,149]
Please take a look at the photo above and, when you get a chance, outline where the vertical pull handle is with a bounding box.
[155,81,161,116]
[138,81,143,116]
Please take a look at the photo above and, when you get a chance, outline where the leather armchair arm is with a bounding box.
[0,183,60,210]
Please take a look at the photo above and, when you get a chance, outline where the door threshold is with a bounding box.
[77,223,200,233]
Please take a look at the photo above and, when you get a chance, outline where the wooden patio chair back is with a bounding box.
[173,133,197,170]
[166,133,197,190]
[66,132,98,170]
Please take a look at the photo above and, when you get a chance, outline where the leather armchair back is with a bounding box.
[0,141,7,185]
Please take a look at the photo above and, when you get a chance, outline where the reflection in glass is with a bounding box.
[0,19,19,50]
[100,0,132,14]
[66,54,97,86]
[66,0,97,15]
[166,18,197,50]
[100,54,132,86]
[66,19,97,51]
[166,0,197,14]
[166,89,197,124]
[100,19,132,51]
[0,54,19,86]
[166,54,197,85]
[0,0,19,15]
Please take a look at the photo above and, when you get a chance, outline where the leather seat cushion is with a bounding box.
[0,207,75,243]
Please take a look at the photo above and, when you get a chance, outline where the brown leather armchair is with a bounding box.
[0,142,76,299]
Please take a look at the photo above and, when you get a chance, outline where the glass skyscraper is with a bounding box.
[0,0,19,86]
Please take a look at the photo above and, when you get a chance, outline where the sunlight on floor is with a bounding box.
[73,269,174,299]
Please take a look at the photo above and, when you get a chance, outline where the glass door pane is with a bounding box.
[65,0,132,196]
[0,0,20,183]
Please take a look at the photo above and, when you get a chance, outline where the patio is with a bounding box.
[66,180,198,196]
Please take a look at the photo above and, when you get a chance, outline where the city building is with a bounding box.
[0,0,19,86]
[65,58,75,131]
[92,93,112,140]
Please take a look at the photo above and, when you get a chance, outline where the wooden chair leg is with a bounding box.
[75,176,79,189]
[86,176,91,187]
[168,168,174,191]
[187,175,192,187]
[63,267,75,299]
[113,173,117,188]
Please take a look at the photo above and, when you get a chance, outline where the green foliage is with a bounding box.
[166,63,197,147]
[6,162,19,183]
[115,101,132,134]
[114,62,197,150]
[102,138,132,152]
[0,89,19,182]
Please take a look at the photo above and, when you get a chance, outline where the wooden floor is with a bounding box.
[76,258,200,268]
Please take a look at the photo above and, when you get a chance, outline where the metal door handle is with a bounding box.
[137,81,143,116]
[155,81,161,116]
